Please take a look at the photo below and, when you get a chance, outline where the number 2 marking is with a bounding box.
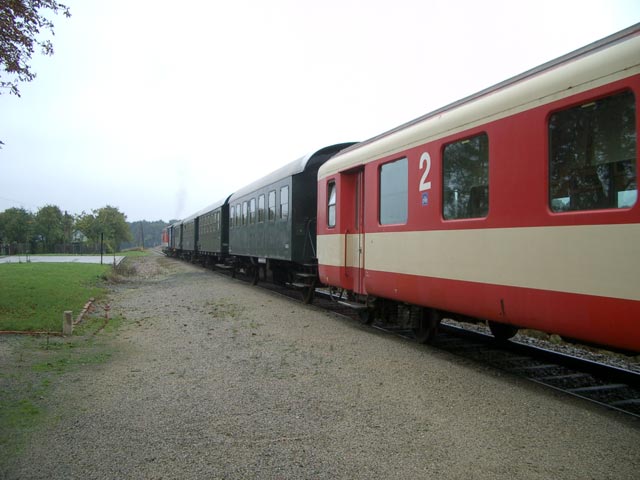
[419,152,431,191]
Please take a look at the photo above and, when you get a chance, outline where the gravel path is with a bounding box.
[6,256,640,479]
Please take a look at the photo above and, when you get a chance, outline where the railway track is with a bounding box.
[204,263,640,420]
[360,322,640,419]
[429,323,640,419]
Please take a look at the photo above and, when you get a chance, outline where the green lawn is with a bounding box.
[0,263,109,332]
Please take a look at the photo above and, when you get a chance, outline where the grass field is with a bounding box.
[0,263,109,332]
[0,262,119,472]
[0,314,122,472]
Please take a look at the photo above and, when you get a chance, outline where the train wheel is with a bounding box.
[413,308,441,344]
[488,321,518,341]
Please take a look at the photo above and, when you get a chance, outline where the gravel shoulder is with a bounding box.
[5,255,640,479]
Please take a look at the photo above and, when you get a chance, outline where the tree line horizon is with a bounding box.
[0,204,175,254]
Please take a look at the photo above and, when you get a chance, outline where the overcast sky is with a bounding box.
[1,0,639,222]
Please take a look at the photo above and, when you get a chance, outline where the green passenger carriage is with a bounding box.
[227,143,355,285]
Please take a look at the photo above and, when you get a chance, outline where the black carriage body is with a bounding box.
[228,143,355,265]
[181,215,198,254]
[196,196,230,257]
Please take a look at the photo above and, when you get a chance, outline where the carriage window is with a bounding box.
[380,157,408,225]
[249,198,256,224]
[242,201,248,226]
[236,204,241,227]
[268,190,276,221]
[258,194,265,222]
[327,181,337,227]
[549,91,637,212]
[280,186,289,220]
[443,133,489,220]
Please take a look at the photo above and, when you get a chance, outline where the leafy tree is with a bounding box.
[0,206,33,244]
[76,206,132,252]
[75,211,99,248]
[0,1,71,97]
[34,204,64,251]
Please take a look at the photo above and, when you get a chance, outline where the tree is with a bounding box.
[34,204,64,252]
[0,207,33,245]
[0,1,71,97]
[95,206,132,251]
[75,211,99,248]
[76,206,132,252]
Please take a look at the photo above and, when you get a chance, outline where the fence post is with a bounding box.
[63,311,73,336]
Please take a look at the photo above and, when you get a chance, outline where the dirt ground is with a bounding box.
[4,255,640,479]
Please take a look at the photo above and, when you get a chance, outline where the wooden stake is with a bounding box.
[63,311,73,336]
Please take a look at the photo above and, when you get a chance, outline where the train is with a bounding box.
[164,23,640,353]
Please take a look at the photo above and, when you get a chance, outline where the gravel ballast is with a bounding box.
[6,255,640,479]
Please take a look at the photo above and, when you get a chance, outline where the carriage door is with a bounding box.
[343,168,366,295]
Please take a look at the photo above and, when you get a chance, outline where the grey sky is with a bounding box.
[1,0,639,222]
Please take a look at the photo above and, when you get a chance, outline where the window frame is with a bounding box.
[327,180,337,228]
[258,194,265,223]
[280,185,289,220]
[268,190,276,221]
[379,157,409,225]
[249,198,256,224]
[442,132,490,221]
[242,201,248,226]
[548,90,637,213]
